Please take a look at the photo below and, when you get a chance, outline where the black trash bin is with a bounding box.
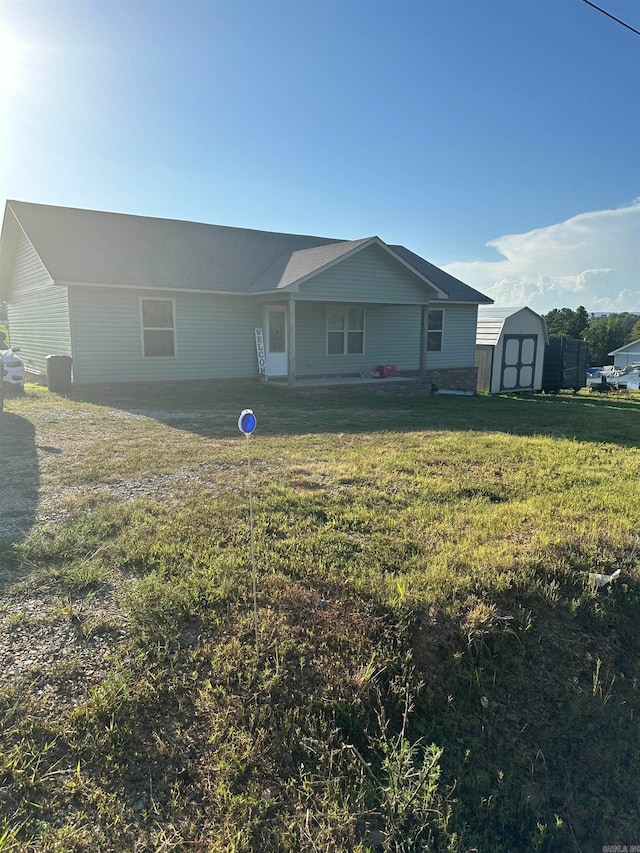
[46,355,72,393]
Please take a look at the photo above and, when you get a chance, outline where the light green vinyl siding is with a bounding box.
[5,232,71,374]
[297,243,436,304]
[426,303,478,369]
[295,302,422,375]
[69,287,262,383]
[295,301,478,376]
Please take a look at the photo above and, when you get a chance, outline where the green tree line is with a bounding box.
[542,307,640,366]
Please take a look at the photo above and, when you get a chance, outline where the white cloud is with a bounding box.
[444,201,640,314]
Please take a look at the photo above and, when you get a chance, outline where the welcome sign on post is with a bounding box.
[254,328,266,376]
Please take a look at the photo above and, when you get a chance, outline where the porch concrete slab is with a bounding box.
[262,375,426,390]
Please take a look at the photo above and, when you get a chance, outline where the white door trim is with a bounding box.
[264,305,288,377]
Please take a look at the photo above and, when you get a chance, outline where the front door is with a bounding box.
[265,306,287,376]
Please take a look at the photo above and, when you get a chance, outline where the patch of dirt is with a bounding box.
[0,587,127,716]
[0,398,289,728]
[35,462,247,525]
[1,405,212,716]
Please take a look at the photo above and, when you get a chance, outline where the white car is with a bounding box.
[588,364,640,391]
[613,367,640,391]
[1,347,25,391]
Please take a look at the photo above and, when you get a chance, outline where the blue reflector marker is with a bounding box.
[238,409,257,436]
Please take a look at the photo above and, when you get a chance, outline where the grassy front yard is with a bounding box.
[1,383,639,851]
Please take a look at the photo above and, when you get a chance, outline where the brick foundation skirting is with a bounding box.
[287,367,479,395]
[423,366,478,393]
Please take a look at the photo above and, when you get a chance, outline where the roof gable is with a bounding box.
[248,237,374,292]
[250,236,448,297]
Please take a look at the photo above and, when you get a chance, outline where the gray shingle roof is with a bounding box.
[389,245,493,304]
[6,200,349,293]
[4,201,491,304]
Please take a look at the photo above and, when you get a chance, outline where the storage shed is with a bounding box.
[475,306,549,393]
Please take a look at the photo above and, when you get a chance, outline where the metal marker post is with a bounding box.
[238,409,258,651]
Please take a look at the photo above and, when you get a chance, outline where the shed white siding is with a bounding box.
[69,286,262,383]
[5,232,71,375]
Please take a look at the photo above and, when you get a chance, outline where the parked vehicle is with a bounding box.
[1,347,25,391]
[610,366,640,390]
[587,363,640,391]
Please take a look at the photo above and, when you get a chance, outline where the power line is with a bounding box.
[580,0,640,36]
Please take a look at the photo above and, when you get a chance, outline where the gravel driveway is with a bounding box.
[0,402,240,719]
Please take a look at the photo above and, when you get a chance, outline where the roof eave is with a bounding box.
[431,297,494,305]
[57,280,249,296]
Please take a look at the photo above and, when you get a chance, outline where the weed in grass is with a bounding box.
[365,675,455,852]
[592,657,616,705]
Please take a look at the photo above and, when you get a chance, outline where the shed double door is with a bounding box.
[500,335,537,391]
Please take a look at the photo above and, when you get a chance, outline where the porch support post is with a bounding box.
[287,297,296,388]
[419,304,429,377]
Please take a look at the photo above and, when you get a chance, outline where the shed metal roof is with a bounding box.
[476,305,548,346]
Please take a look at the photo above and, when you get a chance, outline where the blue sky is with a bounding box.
[1,0,638,313]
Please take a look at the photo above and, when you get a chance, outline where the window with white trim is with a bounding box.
[327,305,365,355]
[427,308,443,352]
[141,299,175,357]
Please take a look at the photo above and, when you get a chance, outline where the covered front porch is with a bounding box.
[258,295,434,389]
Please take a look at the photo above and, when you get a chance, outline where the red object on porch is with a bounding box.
[377,364,397,378]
